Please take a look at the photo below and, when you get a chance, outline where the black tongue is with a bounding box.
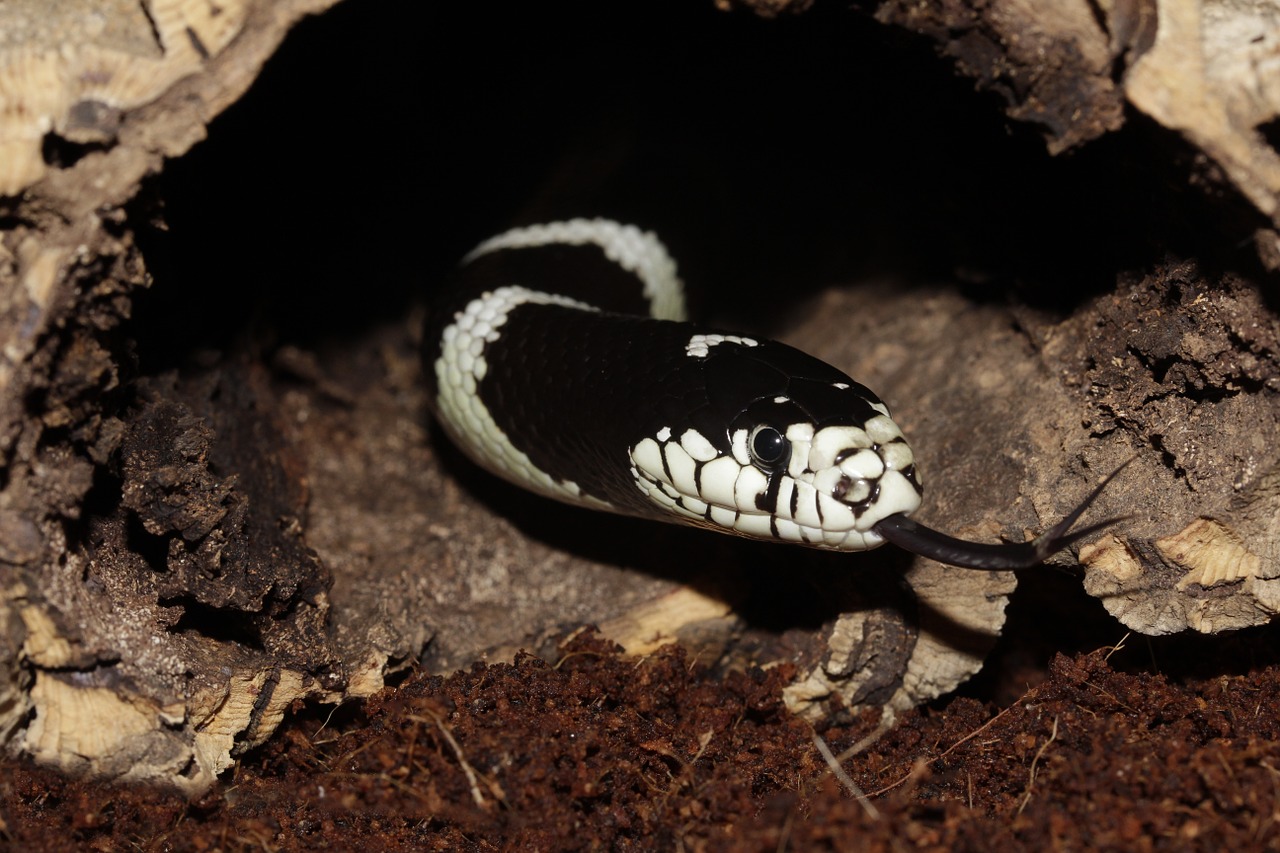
[871,459,1132,570]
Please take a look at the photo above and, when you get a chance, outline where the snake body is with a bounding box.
[424,219,1116,569]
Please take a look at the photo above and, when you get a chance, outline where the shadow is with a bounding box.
[428,422,919,631]
[125,0,1259,373]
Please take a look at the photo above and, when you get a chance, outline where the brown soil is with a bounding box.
[4,628,1279,851]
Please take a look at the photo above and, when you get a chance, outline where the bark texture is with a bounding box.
[872,0,1280,267]
[0,0,344,793]
[0,0,1277,797]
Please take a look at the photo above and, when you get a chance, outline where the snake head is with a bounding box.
[626,337,1126,566]
[628,339,924,550]
[725,401,926,549]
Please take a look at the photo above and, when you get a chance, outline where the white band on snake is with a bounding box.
[424,218,1122,570]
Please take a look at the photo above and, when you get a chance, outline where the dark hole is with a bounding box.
[40,131,109,170]
[165,598,267,651]
[1259,116,1280,154]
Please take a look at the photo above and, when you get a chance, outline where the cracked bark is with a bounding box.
[0,0,1278,793]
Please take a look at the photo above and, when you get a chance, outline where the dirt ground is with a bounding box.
[4,619,1279,850]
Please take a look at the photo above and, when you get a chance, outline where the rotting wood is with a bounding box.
[1,0,1278,796]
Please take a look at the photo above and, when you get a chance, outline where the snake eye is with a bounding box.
[749,425,789,469]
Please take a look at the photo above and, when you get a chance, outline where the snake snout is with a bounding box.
[821,446,887,507]
[819,441,923,529]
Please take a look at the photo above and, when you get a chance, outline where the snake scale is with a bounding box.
[423,219,1120,570]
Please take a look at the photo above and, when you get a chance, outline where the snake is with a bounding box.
[423,218,1120,570]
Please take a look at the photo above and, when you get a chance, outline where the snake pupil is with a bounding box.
[749,425,788,468]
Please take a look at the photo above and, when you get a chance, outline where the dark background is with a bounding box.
[131,0,1226,359]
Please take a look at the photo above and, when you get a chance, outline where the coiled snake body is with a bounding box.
[424,219,1117,570]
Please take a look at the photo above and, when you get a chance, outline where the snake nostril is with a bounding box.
[832,475,874,506]
[832,477,850,501]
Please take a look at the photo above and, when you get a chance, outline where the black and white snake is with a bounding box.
[424,219,1118,570]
